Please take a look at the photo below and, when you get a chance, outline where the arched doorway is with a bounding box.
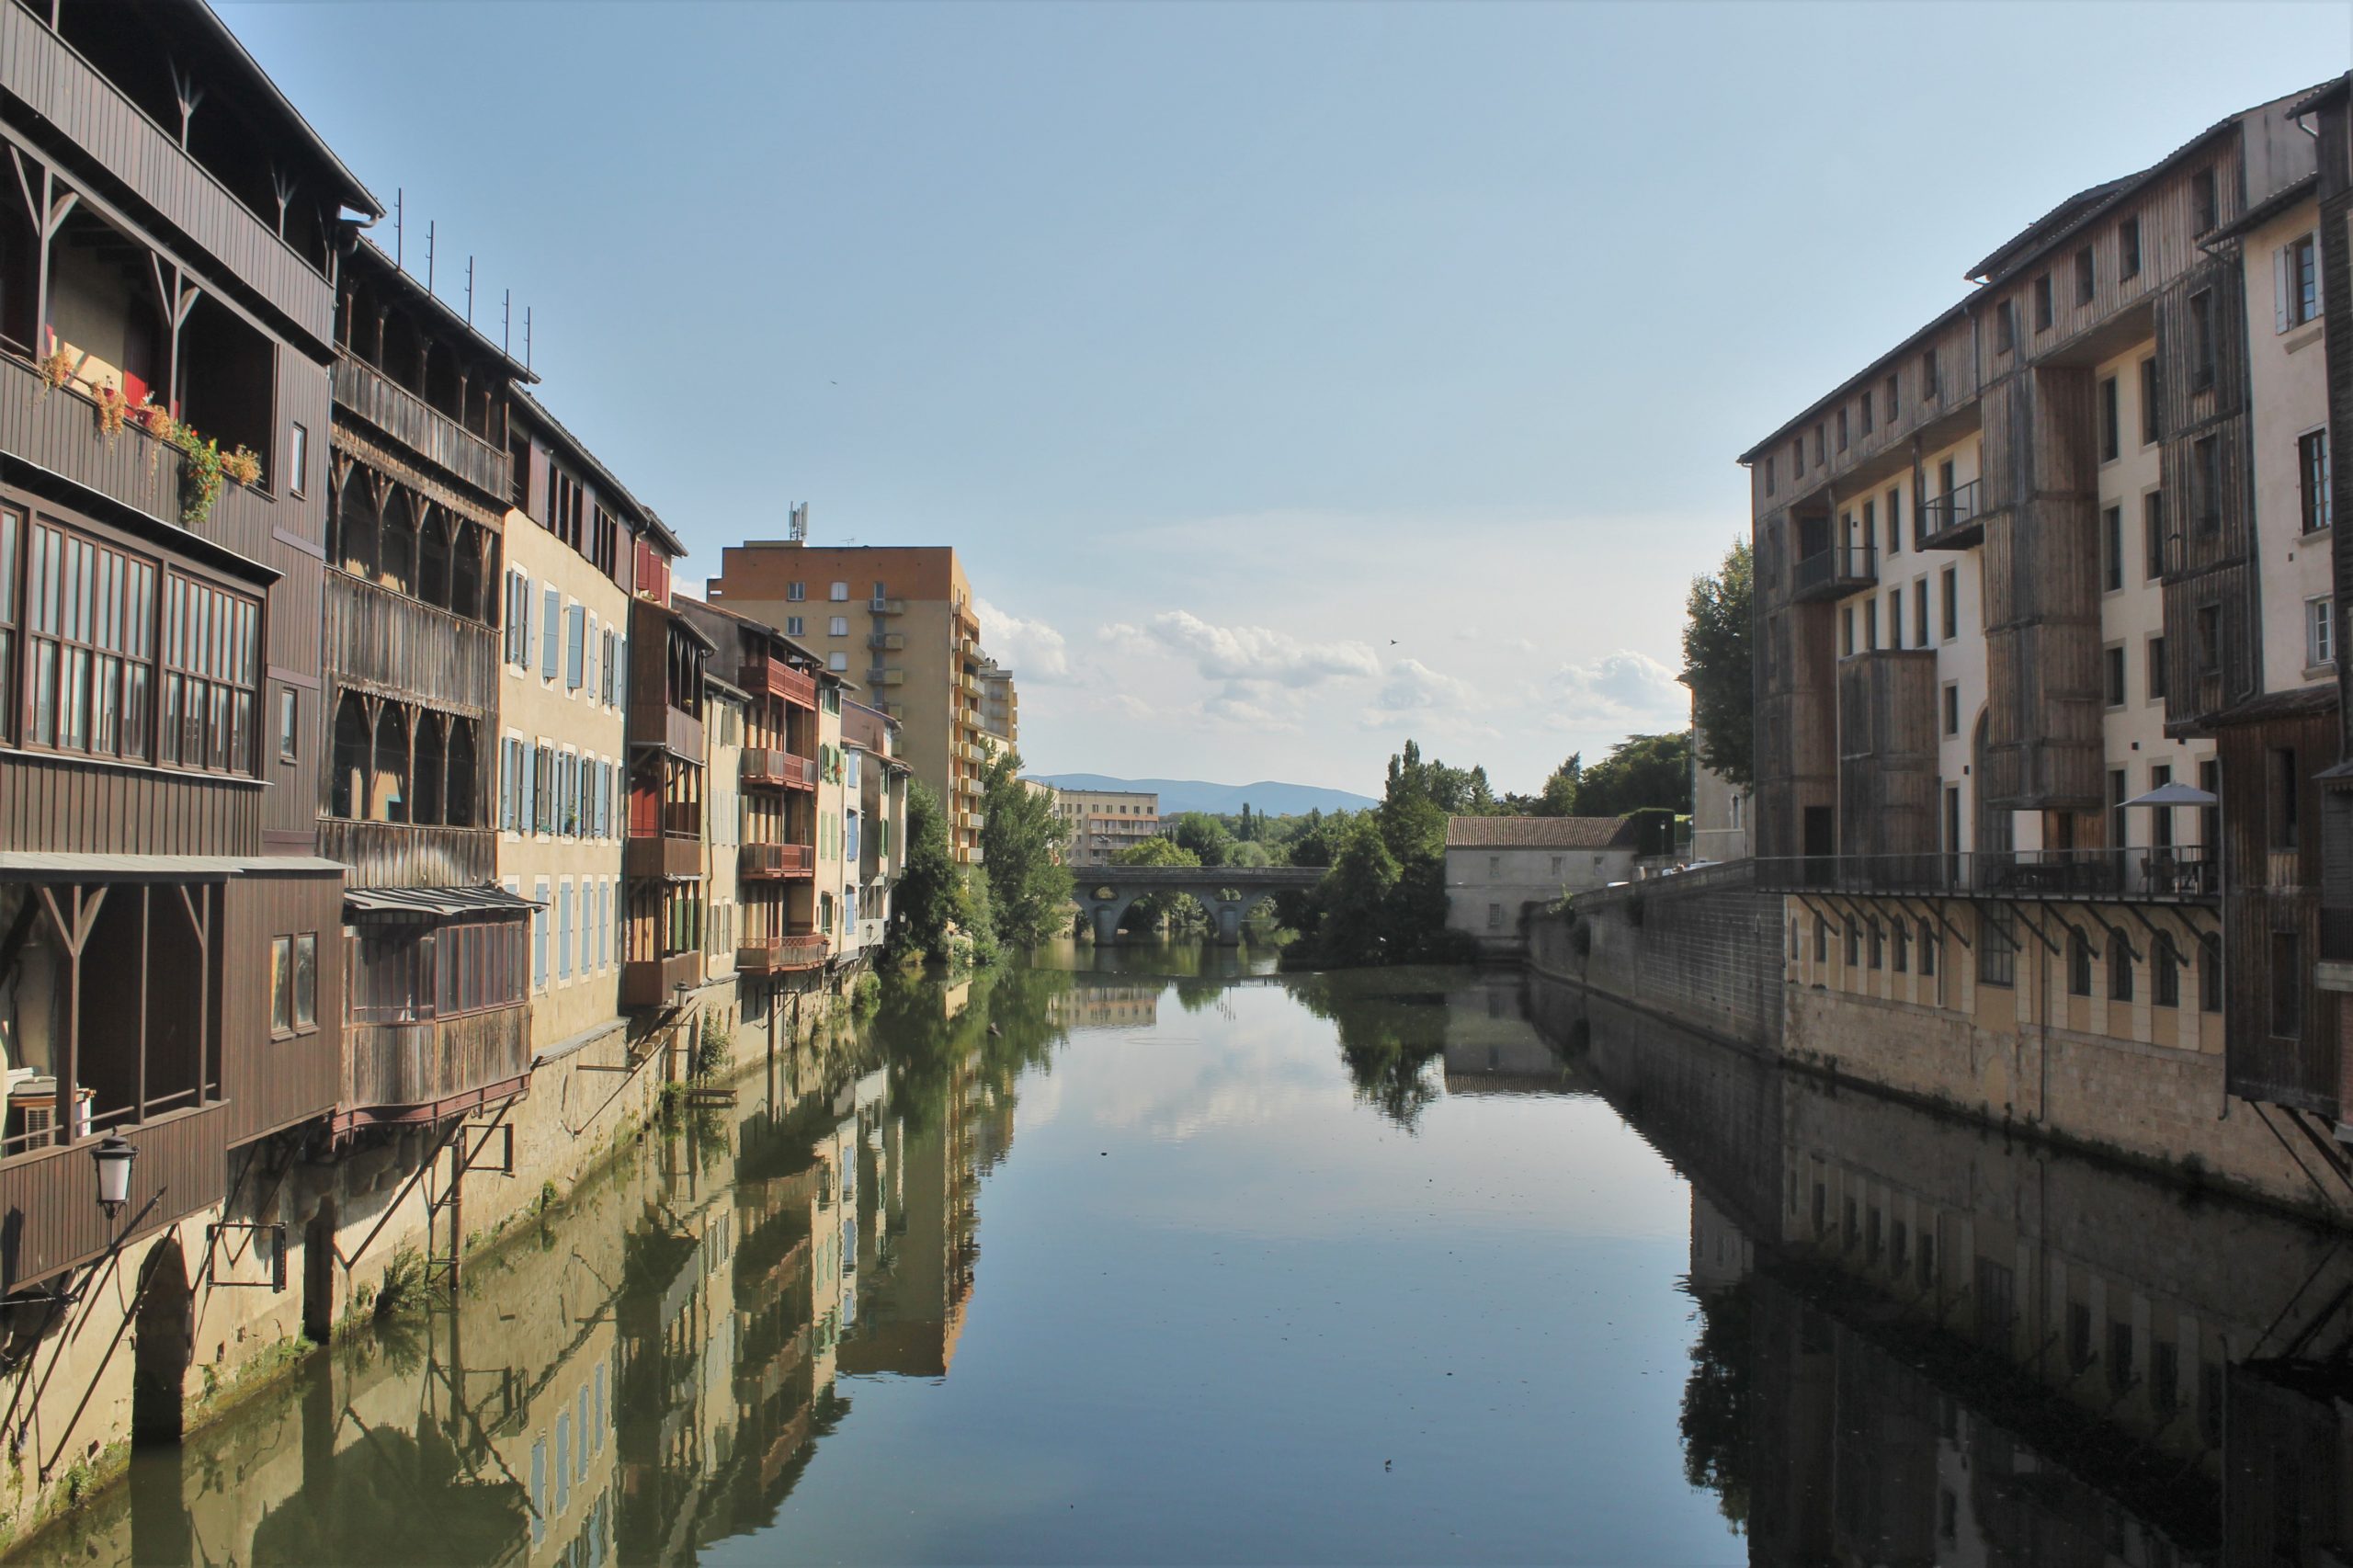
[131,1236,192,1445]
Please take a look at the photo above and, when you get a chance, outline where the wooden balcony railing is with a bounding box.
[743,654,817,709]
[324,571,498,716]
[741,842,815,880]
[340,1006,529,1128]
[625,833,702,881]
[0,4,335,342]
[628,699,705,763]
[320,818,497,888]
[735,934,828,974]
[333,352,511,498]
[742,748,818,790]
[620,951,703,1009]
[0,1104,229,1291]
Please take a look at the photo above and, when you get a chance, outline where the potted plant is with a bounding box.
[222,446,261,488]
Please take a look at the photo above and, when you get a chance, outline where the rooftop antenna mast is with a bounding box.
[525,306,533,372]
[503,290,511,357]
[393,187,403,269]
[466,256,474,325]
[426,220,436,296]
[789,502,808,543]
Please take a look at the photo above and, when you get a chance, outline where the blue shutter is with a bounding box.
[566,606,585,690]
[542,588,561,679]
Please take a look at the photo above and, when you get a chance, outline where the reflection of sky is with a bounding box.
[711,972,1736,1566]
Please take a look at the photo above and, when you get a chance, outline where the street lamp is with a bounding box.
[91,1135,136,1221]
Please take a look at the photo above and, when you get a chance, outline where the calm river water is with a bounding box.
[16,943,2347,1564]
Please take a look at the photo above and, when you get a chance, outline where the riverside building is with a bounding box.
[706,541,1014,865]
[1745,86,2339,1194]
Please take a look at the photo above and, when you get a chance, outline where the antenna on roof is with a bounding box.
[466,256,474,326]
[525,306,533,372]
[503,290,511,357]
[789,502,809,543]
[426,221,436,296]
[393,187,404,269]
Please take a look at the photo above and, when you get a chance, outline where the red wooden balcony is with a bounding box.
[625,833,703,881]
[743,748,818,790]
[741,842,815,881]
[736,933,829,974]
[620,952,703,1009]
[744,653,818,710]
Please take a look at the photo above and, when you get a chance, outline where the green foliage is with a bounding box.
[851,971,883,1015]
[1682,538,1754,788]
[1575,732,1693,817]
[172,426,225,528]
[1225,839,1273,868]
[887,782,961,963]
[1111,835,1207,936]
[1282,742,1486,970]
[977,749,1073,946]
[1680,1278,1756,1530]
[1537,755,1584,816]
[1282,807,1351,869]
[1164,812,1234,867]
[375,1249,427,1320]
[1383,738,1495,815]
[691,1011,730,1080]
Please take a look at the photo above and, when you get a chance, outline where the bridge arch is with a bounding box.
[1072,867,1320,946]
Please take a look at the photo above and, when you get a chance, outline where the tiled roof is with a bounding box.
[1444,815,1637,850]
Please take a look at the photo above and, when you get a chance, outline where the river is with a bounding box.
[13,942,2348,1564]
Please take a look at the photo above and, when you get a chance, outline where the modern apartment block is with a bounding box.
[707,542,1011,864]
[1746,87,2338,1180]
[977,656,1017,744]
[1053,788,1161,867]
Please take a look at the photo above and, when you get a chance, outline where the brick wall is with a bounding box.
[1528,861,1784,1052]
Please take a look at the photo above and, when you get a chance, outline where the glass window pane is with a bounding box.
[293,935,316,1028]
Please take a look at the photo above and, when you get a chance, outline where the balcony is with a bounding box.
[743,653,817,709]
[0,1104,229,1291]
[0,350,280,559]
[870,597,906,616]
[333,352,511,500]
[324,571,498,717]
[621,952,704,1010]
[1790,542,1879,605]
[0,4,334,343]
[736,934,829,975]
[340,1006,530,1131]
[743,748,818,790]
[868,631,906,653]
[628,699,705,764]
[625,833,702,881]
[1915,480,1985,551]
[741,842,815,881]
[1754,846,2217,903]
[867,667,906,687]
[319,818,496,888]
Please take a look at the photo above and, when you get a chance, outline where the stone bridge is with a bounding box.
[1072,865,1322,945]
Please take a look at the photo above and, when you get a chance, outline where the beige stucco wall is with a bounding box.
[1445,844,1634,948]
[497,507,630,1060]
[2244,194,2336,694]
[706,685,745,986]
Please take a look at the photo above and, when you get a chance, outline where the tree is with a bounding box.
[1165,812,1234,868]
[1538,754,1584,816]
[1682,538,1754,788]
[1575,732,1693,817]
[887,782,961,963]
[977,750,1072,946]
[1111,835,1205,937]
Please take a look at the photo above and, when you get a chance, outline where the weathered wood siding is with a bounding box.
[0,1103,227,1290]
[323,570,497,720]
[0,754,259,854]
[2220,710,2338,1114]
[343,1005,529,1113]
[0,4,334,345]
[332,352,510,502]
[316,818,494,889]
[1836,650,1939,859]
[222,866,346,1145]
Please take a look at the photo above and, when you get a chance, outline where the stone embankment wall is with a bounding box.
[1526,861,1783,1053]
[0,972,850,1554]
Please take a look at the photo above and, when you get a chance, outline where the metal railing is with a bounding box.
[1915,480,1982,545]
[1755,846,2217,901]
[1791,542,1878,599]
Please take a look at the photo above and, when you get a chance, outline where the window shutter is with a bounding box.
[2315,229,2326,313]
[2277,244,2291,334]
[584,612,597,695]
[542,588,560,678]
[518,574,534,667]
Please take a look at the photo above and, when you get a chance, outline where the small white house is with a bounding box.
[1444,816,1643,955]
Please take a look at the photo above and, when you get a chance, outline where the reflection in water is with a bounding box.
[19,949,2353,1564]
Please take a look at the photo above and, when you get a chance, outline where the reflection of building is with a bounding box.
[1443,816,1639,954]
[1439,979,1570,1093]
[1050,983,1162,1030]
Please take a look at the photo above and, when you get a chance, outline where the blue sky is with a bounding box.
[225,1,2336,797]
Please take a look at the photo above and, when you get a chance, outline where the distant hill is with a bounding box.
[1031,774,1380,817]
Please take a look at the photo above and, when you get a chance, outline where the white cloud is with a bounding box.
[1102,609,1380,689]
[973,596,1071,683]
[1545,649,1687,730]
[1368,658,1482,713]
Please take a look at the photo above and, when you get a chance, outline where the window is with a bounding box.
[787,581,806,602]
[2193,435,2221,530]
[2103,506,2123,591]
[2154,936,2179,1008]
[2191,165,2218,233]
[2033,272,2053,332]
[1941,567,1958,641]
[2148,636,2167,701]
[1864,597,1878,652]
[1763,457,1775,497]
[2310,597,2336,669]
[2195,603,2220,672]
[786,615,804,637]
[2144,491,2166,578]
[278,687,298,762]
[829,581,848,601]
[1859,392,1872,436]
[1884,372,1898,423]
[2200,932,2222,1012]
[2099,376,2120,463]
[1919,920,1936,978]
[541,587,561,678]
[2069,928,2093,996]
[1893,922,1908,973]
[565,605,585,690]
[2301,430,2332,533]
[1845,919,1860,967]
[1790,437,1803,475]
[2075,245,2095,304]
[1836,409,1848,451]
[1869,919,1883,970]
[271,936,292,1033]
[2189,290,2216,391]
[2108,931,2133,1002]
[1486,903,1503,930]
[159,571,256,774]
[2109,1320,2136,1394]
[2104,644,2126,708]
[1886,486,1903,554]
[2272,930,2303,1038]
[2141,357,2160,446]
[828,652,847,672]
[1487,854,1501,878]
[1815,423,1825,465]
[1942,683,1959,736]
[25,519,160,763]
[533,881,550,989]
[1842,606,1854,657]
[288,423,309,498]
[1887,590,1901,648]
[829,616,848,636]
[1864,498,1877,556]
[1921,348,1939,400]
[1814,916,1827,964]
[1996,298,2018,352]
[2282,232,2322,329]
[1980,906,2016,987]
[506,571,530,666]
[1913,578,1928,647]
[2273,745,2301,851]
[2120,214,2142,279]
[2110,768,2130,852]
